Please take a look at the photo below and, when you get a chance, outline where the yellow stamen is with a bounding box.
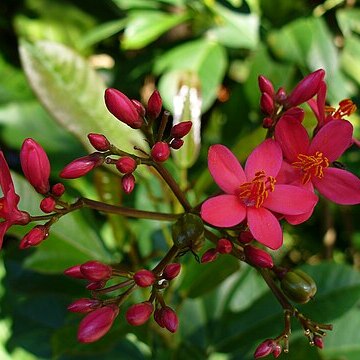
[325,99,357,119]
[292,152,329,184]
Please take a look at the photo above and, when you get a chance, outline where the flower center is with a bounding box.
[325,99,357,119]
[292,151,329,184]
[238,171,276,208]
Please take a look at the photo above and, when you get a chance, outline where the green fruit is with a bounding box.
[280,269,317,304]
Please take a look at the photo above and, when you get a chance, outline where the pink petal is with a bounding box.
[0,221,10,249]
[313,167,360,205]
[263,184,318,215]
[0,151,14,195]
[245,139,282,179]
[285,208,315,225]
[247,207,283,250]
[276,161,302,185]
[309,120,353,162]
[201,194,246,227]
[208,145,246,194]
[275,117,310,162]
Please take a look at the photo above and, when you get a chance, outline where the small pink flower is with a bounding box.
[0,151,30,249]
[200,140,318,249]
[275,117,360,205]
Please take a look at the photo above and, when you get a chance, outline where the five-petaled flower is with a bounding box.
[0,151,30,249]
[200,140,318,249]
[275,116,360,205]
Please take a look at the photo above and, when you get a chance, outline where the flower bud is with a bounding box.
[105,88,143,129]
[40,197,56,213]
[169,138,184,150]
[67,298,101,313]
[313,335,324,349]
[154,308,165,328]
[260,92,274,115]
[151,142,170,162]
[163,263,181,280]
[87,133,110,151]
[262,117,273,129]
[273,344,282,358]
[131,99,146,117]
[216,238,232,254]
[51,183,65,197]
[60,153,104,179]
[238,231,254,244]
[133,269,156,287]
[258,75,275,97]
[80,260,112,282]
[285,69,325,108]
[116,156,137,174]
[147,90,162,120]
[201,248,218,263]
[170,121,192,139]
[19,225,49,249]
[86,280,107,290]
[64,264,85,279]
[244,245,274,268]
[20,138,50,194]
[161,306,178,333]
[280,269,317,304]
[77,305,119,343]
[121,173,135,194]
[126,301,154,326]
[254,339,275,359]
[275,87,287,104]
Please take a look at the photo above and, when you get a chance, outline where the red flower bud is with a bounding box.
[131,99,146,117]
[40,197,56,213]
[170,121,192,139]
[238,231,254,244]
[163,263,181,280]
[275,87,287,104]
[87,133,110,151]
[260,92,274,115]
[60,153,104,179]
[201,248,218,263]
[161,306,178,333]
[105,88,143,129]
[151,142,170,162]
[286,69,325,108]
[258,75,275,97]
[216,238,233,254]
[67,298,101,313]
[147,90,162,120]
[169,138,184,150]
[273,344,282,358]
[154,308,165,327]
[20,138,50,194]
[244,245,274,268]
[80,261,112,282]
[77,305,119,343]
[133,269,156,287]
[121,173,135,194]
[86,280,107,290]
[116,156,137,174]
[19,225,49,249]
[51,183,65,197]
[313,335,324,349]
[126,301,154,326]
[254,339,276,359]
[262,117,273,129]
[64,264,85,279]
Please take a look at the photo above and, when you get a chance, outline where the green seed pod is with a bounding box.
[280,269,317,304]
[171,213,204,251]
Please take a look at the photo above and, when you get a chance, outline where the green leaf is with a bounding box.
[341,36,360,86]
[19,40,143,154]
[112,0,161,10]
[336,8,360,37]
[121,10,189,50]
[155,39,228,113]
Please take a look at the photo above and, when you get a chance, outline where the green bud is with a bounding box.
[280,269,317,304]
[171,213,204,251]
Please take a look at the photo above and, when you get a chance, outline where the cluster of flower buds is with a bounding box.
[201,238,233,263]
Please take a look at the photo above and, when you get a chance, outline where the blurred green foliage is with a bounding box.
[1,0,360,359]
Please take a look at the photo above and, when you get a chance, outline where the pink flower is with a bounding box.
[0,151,30,249]
[275,116,360,205]
[200,140,318,249]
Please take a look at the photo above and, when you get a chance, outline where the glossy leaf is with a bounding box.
[341,36,360,86]
[336,8,360,37]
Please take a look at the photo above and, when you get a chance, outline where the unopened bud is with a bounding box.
[216,238,232,254]
[116,156,137,174]
[163,263,181,280]
[80,260,112,282]
[133,269,156,287]
[260,92,275,115]
[40,197,56,213]
[273,344,282,358]
[121,173,135,194]
[147,90,162,120]
[86,280,107,290]
[262,117,273,129]
[77,305,119,343]
[201,248,218,263]
[154,308,165,328]
[313,335,324,349]
[64,264,85,279]
[20,138,50,194]
[151,142,170,162]
[67,298,101,313]
[238,231,254,244]
[126,301,154,326]
[170,138,184,150]
[258,75,275,97]
[131,99,146,117]
[105,88,143,129]
[87,133,110,151]
[254,339,275,359]
[51,183,65,197]
[244,245,273,268]
[161,306,178,333]
[60,153,104,179]
[275,87,287,104]
[170,121,192,139]
[19,225,49,249]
